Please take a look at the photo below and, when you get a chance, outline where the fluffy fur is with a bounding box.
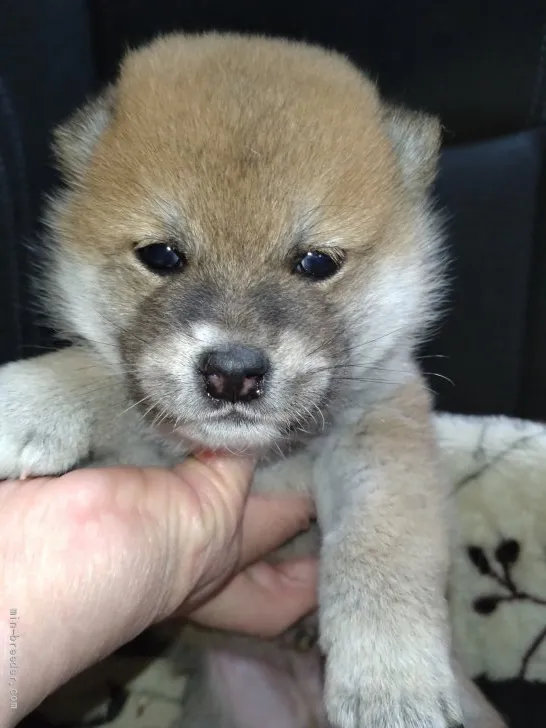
[0,33,505,728]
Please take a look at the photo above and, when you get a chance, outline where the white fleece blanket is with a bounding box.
[33,413,546,728]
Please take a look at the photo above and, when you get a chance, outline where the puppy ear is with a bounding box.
[52,85,116,185]
[382,103,441,194]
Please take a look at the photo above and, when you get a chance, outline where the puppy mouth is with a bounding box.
[143,402,308,453]
[215,410,257,423]
[130,370,333,451]
[154,417,277,453]
[153,408,276,433]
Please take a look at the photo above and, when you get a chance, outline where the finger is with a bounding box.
[175,452,256,497]
[172,454,257,524]
[190,557,318,638]
[237,494,315,569]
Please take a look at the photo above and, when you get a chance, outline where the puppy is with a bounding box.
[0,33,506,728]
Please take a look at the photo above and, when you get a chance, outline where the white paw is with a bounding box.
[0,358,93,479]
[0,423,89,480]
[322,622,463,728]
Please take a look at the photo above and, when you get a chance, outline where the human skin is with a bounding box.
[0,454,317,724]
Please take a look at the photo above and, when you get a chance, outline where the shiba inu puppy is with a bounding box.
[0,33,506,728]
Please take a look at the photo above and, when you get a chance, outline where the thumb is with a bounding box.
[171,453,257,542]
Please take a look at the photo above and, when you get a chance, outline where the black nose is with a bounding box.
[199,345,269,403]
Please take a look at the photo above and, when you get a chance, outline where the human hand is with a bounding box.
[0,455,317,723]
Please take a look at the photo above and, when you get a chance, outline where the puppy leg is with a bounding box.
[314,371,462,728]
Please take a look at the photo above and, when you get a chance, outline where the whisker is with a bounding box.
[116,394,152,420]
[329,375,404,385]
[19,344,64,352]
[307,326,405,362]
[300,404,318,430]
[308,361,455,387]
[141,401,159,421]
[312,401,326,432]
[94,309,151,350]
[424,371,455,387]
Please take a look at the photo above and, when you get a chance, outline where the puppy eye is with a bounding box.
[294,251,341,280]
[136,243,186,273]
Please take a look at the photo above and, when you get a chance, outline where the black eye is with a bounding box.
[136,243,185,273]
[294,251,341,280]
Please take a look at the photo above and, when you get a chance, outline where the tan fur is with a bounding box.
[55,34,398,252]
[50,34,428,292]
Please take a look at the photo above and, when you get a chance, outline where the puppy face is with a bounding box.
[44,33,442,452]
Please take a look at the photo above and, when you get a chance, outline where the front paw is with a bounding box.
[322,622,462,728]
[0,359,92,479]
[0,421,89,480]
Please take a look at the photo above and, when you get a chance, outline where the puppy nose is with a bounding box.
[199,346,269,403]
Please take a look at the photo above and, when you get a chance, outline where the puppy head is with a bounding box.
[44,33,442,452]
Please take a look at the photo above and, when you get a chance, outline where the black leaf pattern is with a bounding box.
[474,596,501,615]
[467,546,493,575]
[495,539,520,566]
[466,530,546,684]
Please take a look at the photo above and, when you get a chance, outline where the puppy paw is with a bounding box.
[0,423,89,480]
[322,621,462,728]
[0,358,93,479]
